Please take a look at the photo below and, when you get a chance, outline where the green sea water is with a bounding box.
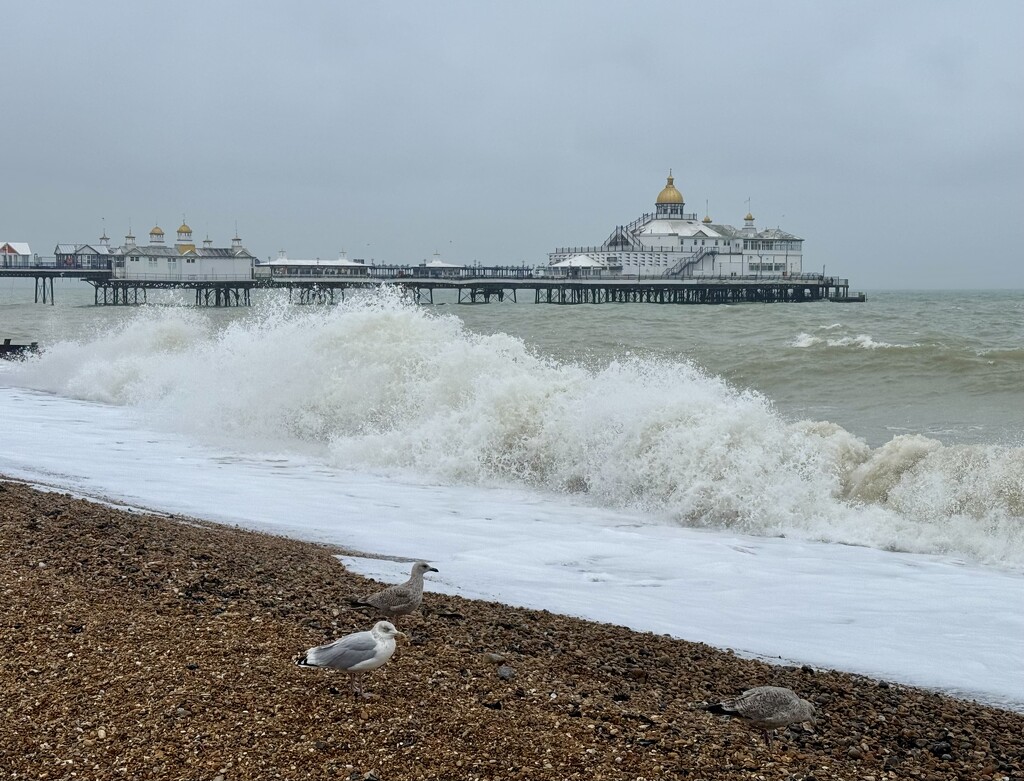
[2,278,1021,447]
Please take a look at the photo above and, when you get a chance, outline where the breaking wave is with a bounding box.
[7,292,1024,565]
[791,332,915,349]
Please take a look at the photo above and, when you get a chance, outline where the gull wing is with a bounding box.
[365,583,419,613]
[304,631,379,670]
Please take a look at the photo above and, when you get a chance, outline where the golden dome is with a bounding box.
[656,174,684,205]
[702,215,712,224]
[150,226,164,235]
[178,223,192,234]
[745,212,755,221]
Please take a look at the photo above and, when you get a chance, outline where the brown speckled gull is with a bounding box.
[351,560,438,620]
[705,686,817,745]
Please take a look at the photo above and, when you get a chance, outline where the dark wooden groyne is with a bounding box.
[1,338,40,359]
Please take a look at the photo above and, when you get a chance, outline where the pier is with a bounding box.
[0,263,858,306]
[396,275,853,305]
[90,279,255,307]
[262,267,855,306]
[0,267,110,304]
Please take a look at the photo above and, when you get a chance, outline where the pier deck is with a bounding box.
[263,274,854,306]
[0,265,857,306]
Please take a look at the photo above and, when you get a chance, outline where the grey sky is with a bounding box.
[3,1,1022,289]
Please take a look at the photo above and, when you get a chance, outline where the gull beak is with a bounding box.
[396,630,409,642]
[428,567,439,573]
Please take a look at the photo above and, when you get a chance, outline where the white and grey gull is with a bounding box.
[350,560,438,621]
[297,620,407,697]
[704,686,817,745]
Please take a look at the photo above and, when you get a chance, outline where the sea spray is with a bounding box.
[8,291,1024,564]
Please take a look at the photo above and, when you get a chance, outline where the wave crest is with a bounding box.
[792,332,914,349]
[10,292,1024,564]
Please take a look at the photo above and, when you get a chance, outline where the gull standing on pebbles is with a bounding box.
[351,561,438,621]
[704,686,817,746]
[297,621,407,697]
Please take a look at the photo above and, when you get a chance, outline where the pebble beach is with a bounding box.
[2,478,1022,781]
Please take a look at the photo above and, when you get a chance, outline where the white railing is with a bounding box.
[525,272,846,284]
[112,271,254,281]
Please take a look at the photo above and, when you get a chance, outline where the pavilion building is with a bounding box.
[547,173,804,278]
[113,222,256,280]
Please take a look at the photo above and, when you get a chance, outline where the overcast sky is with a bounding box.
[3,1,1022,289]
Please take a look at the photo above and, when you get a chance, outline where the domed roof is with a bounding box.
[178,222,192,234]
[656,174,684,205]
[150,226,164,235]
[745,212,755,221]
[702,215,712,224]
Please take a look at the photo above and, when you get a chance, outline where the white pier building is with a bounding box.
[113,223,257,281]
[1,242,33,267]
[548,173,804,278]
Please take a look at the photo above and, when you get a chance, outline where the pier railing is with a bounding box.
[549,245,682,256]
[0,258,843,286]
[109,271,256,282]
[621,211,699,231]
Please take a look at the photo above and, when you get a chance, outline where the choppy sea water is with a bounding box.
[1,279,1023,709]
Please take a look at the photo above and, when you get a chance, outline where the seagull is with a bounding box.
[704,686,817,746]
[297,620,407,697]
[350,561,438,621]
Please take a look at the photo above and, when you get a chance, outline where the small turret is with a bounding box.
[743,211,756,236]
[175,218,196,253]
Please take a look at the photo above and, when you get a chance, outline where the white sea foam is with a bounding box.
[791,331,914,349]
[2,384,1023,711]
[7,292,1024,565]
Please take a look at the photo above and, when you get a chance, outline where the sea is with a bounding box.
[2,278,1022,711]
